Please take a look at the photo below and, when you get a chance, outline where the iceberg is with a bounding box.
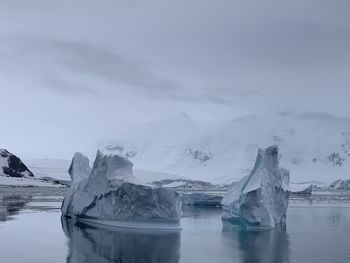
[67,152,91,189]
[61,151,182,228]
[221,146,289,228]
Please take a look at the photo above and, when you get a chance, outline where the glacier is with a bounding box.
[221,146,289,228]
[61,151,182,227]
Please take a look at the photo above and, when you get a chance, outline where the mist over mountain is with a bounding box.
[96,111,350,184]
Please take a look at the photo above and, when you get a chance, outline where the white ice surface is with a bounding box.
[78,218,182,231]
[162,181,186,188]
[69,153,91,189]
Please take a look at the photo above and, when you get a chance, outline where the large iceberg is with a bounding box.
[61,151,182,227]
[221,146,289,228]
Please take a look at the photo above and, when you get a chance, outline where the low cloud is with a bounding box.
[0,34,182,98]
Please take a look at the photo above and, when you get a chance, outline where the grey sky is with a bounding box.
[0,0,349,158]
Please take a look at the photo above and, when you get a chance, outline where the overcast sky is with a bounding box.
[1,0,349,158]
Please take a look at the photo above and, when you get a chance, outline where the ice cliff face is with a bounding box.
[0,149,34,178]
[221,146,289,228]
[68,153,91,189]
[62,151,182,224]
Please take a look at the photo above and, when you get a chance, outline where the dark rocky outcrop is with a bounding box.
[0,149,34,177]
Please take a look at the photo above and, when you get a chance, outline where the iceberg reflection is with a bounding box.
[61,217,181,263]
[222,222,290,263]
[0,195,31,222]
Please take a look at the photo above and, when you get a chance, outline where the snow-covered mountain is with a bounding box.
[97,111,350,185]
[329,179,350,190]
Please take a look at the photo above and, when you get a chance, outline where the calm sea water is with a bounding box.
[0,191,350,263]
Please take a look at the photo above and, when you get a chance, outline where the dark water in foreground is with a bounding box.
[0,190,350,263]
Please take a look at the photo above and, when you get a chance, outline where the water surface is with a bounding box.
[0,189,350,263]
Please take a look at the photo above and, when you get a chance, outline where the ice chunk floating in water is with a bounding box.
[61,151,182,229]
[221,146,289,228]
[182,192,223,207]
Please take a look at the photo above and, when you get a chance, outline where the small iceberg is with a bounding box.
[61,151,182,230]
[182,192,223,207]
[221,146,289,228]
